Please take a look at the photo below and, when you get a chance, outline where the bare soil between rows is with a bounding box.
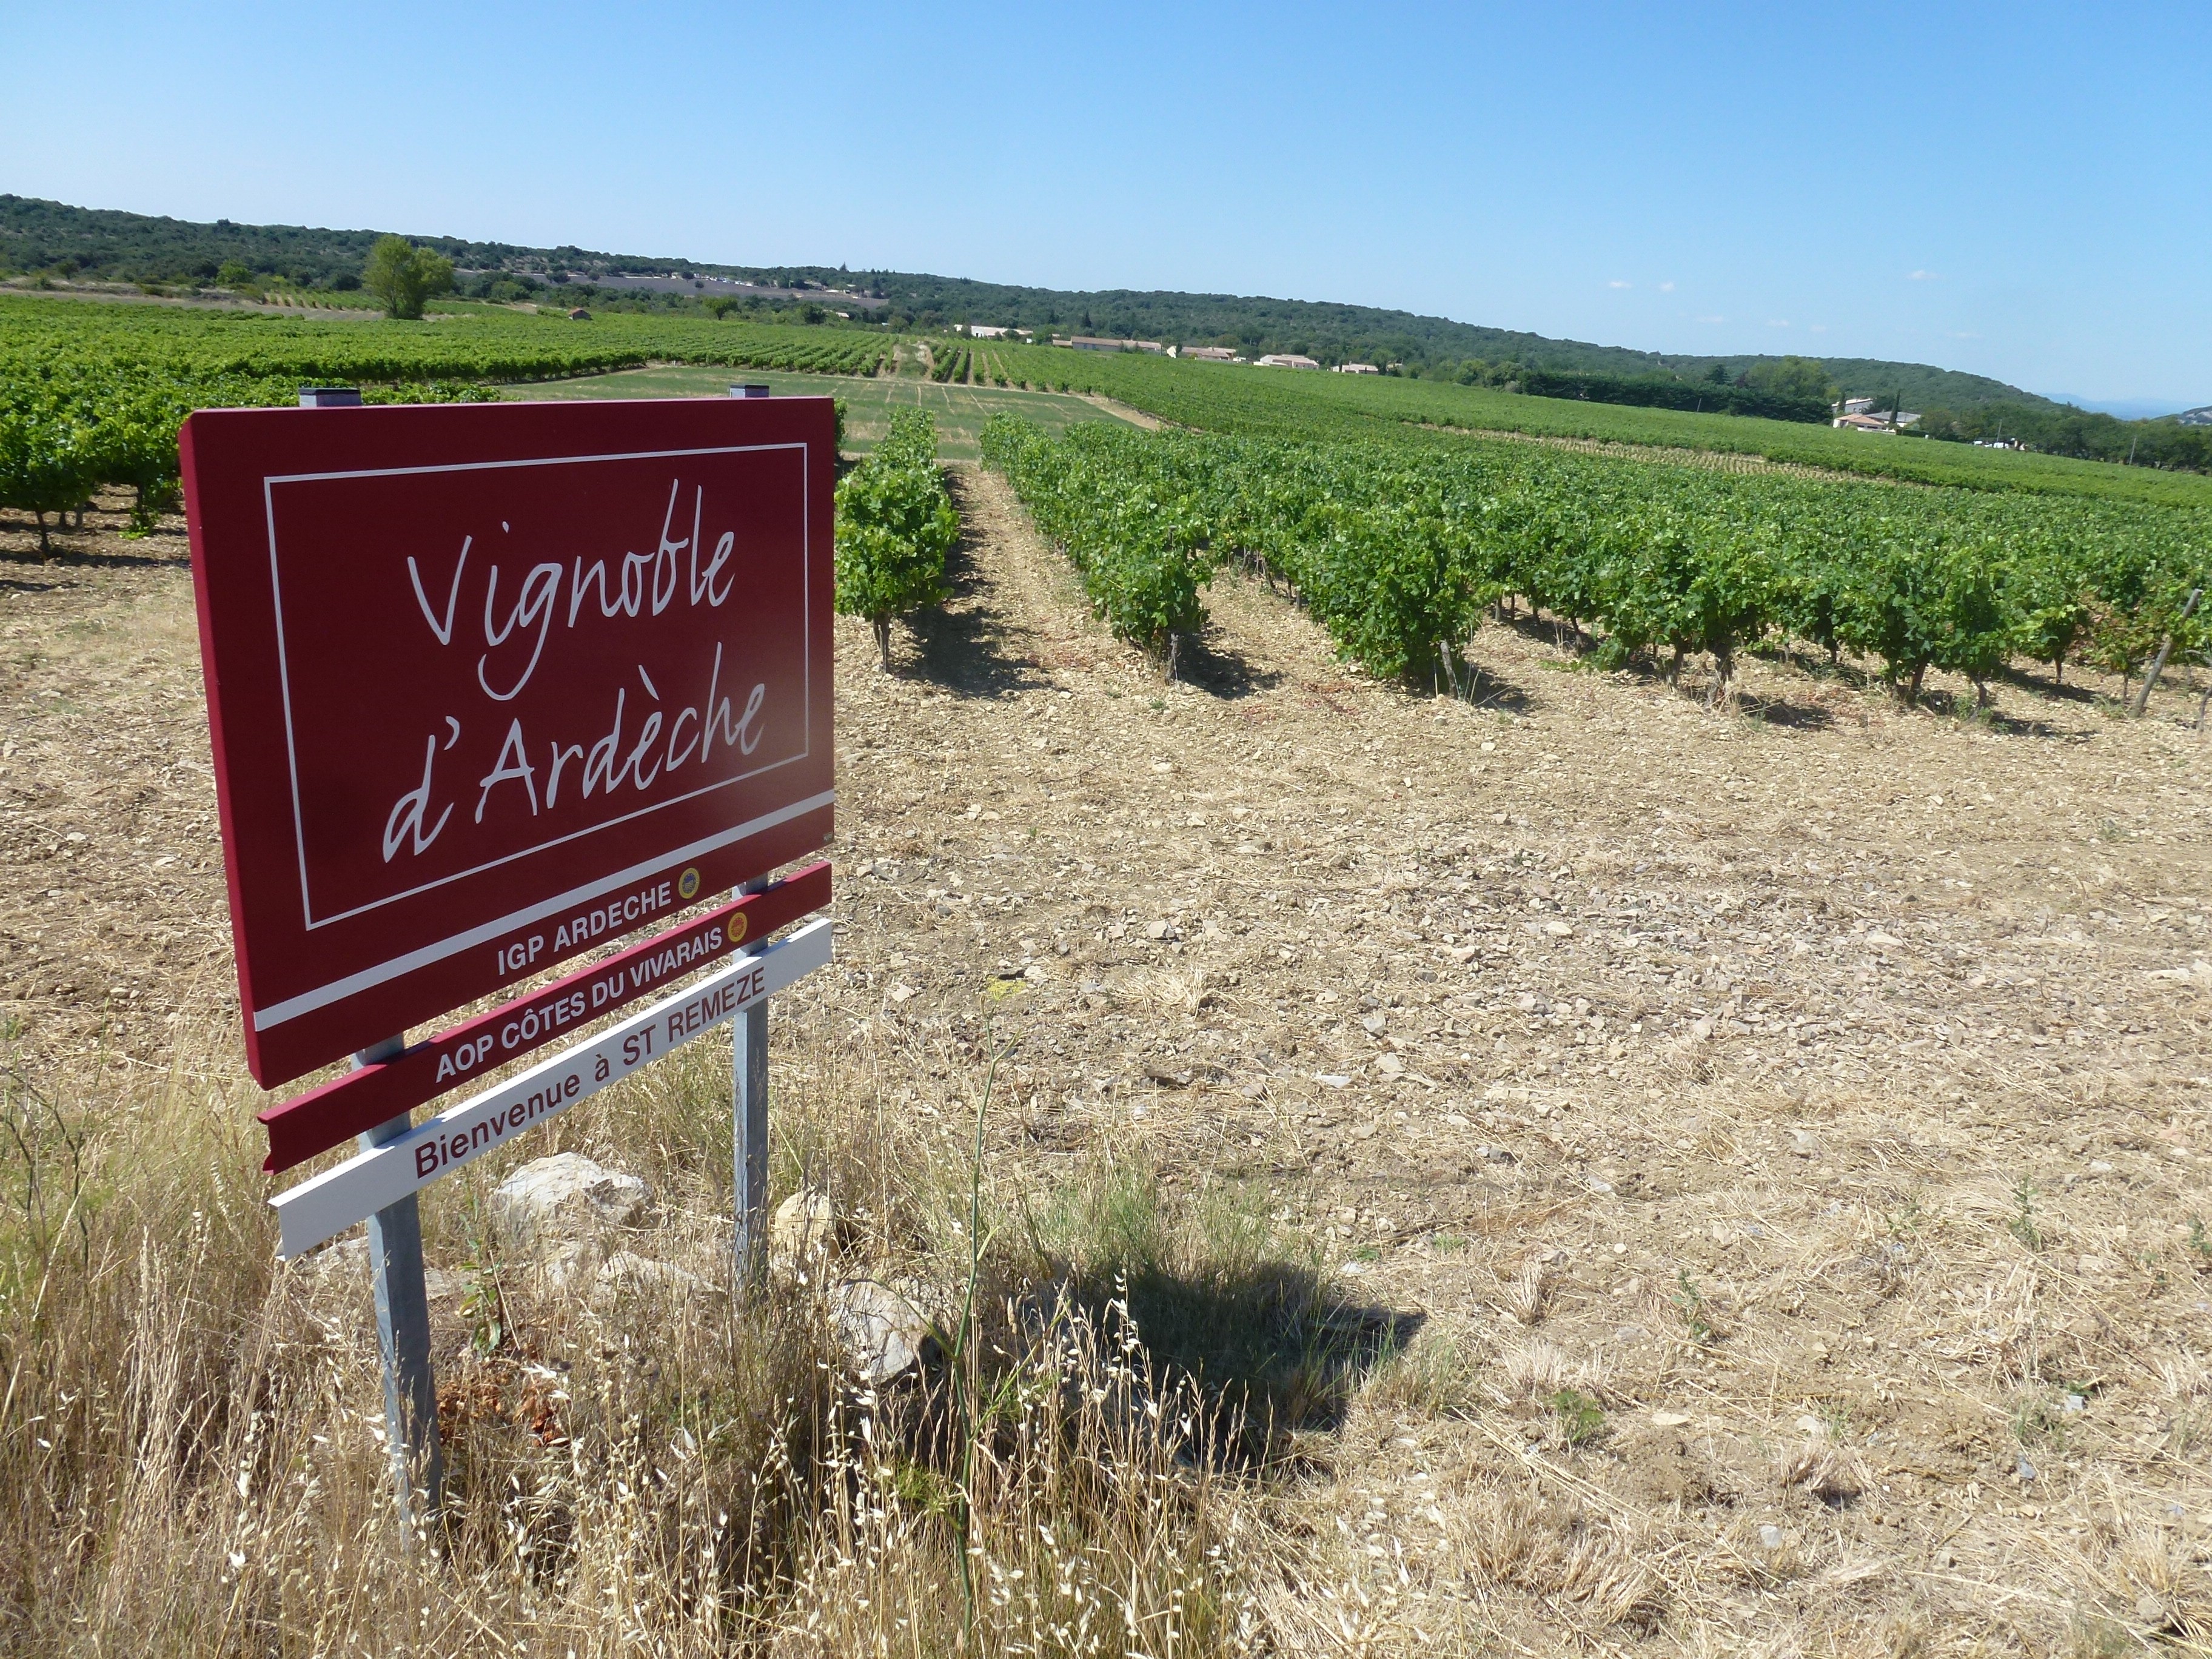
[4,478,2211,1651]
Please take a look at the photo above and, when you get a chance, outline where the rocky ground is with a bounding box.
[5,474,2211,1653]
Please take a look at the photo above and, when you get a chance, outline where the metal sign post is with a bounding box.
[733,877,771,1284]
[359,1067,444,1529]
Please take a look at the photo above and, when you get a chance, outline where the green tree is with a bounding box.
[361,236,455,321]
[1744,356,1837,405]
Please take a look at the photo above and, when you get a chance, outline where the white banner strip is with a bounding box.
[273,918,833,1258]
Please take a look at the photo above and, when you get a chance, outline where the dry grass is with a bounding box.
[5,475,2212,1654]
[0,999,1278,1655]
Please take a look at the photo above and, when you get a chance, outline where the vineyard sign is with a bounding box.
[178,397,837,1088]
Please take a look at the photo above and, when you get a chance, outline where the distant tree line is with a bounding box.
[1918,401,2212,471]
[1436,355,1835,423]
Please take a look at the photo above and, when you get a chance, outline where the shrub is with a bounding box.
[834,409,957,668]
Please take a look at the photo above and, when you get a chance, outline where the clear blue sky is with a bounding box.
[6,2,2206,407]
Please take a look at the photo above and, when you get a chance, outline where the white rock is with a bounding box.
[770,1190,837,1278]
[831,1279,933,1384]
[492,1153,649,1255]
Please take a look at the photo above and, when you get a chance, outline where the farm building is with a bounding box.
[1335,362,1379,374]
[964,324,1011,338]
[1256,354,1321,369]
[1177,346,1238,361]
[1064,337,1167,354]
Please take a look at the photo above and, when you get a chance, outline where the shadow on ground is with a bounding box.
[2,544,186,572]
[1175,629,1283,699]
[902,481,1051,699]
[1053,1258,1421,1469]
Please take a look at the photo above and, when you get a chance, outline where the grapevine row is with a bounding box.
[834,409,957,666]
[981,414,2211,703]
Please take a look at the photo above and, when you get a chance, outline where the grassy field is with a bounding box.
[515,364,1128,461]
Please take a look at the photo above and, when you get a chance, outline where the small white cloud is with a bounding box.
[1697,314,1726,324]
[1765,318,1791,328]
[1660,281,1676,292]
[1946,330,1982,340]
[1908,270,1940,281]
[1808,323,1828,333]
[1608,280,1632,289]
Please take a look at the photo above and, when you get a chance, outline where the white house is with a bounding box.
[1256,354,1321,370]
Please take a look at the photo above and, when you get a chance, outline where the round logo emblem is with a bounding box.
[677,866,701,901]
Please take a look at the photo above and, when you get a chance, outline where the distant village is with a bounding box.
[1831,395,1922,434]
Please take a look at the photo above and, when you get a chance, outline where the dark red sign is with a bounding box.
[258,860,830,1172]
[179,397,836,1086]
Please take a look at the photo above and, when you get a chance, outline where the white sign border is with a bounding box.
[263,440,816,932]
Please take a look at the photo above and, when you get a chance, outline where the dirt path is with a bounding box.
[5,475,2210,1649]
[1076,391,1166,430]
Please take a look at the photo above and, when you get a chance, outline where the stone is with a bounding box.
[491,1153,649,1256]
[597,1250,713,1298]
[770,1189,837,1279]
[831,1279,934,1384]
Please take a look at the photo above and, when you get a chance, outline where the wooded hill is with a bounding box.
[2,194,2057,411]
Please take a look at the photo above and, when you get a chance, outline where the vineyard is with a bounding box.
[967,341,2212,510]
[8,288,2210,712]
[0,295,886,538]
[982,413,2212,709]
